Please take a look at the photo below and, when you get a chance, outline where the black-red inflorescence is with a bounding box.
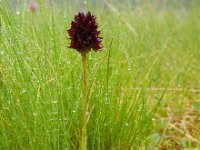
[68,12,102,53]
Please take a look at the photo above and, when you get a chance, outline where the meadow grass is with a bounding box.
[0,1,200,149]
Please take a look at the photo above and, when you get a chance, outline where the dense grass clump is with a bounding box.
[0,1,199,149]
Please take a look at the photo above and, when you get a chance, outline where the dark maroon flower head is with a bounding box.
[68,12,102,54]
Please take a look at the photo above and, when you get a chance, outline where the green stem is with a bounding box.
[81,52,87,150]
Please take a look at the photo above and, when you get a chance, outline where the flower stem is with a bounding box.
[81,52,87,150]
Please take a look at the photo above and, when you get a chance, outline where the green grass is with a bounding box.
[0,1,200,149]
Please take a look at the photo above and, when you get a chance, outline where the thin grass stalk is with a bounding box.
[81,52,87,150]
